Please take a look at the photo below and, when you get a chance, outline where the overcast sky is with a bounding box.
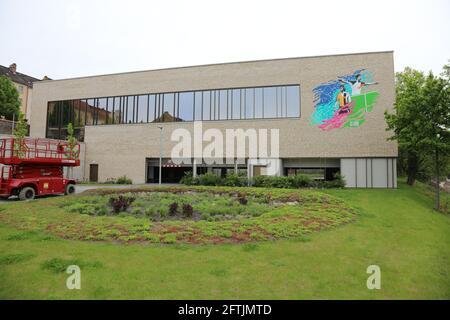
[0,0,449,80]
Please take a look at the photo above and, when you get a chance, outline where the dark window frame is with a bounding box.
[45,84,301,141]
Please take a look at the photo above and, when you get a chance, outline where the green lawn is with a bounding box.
[0,180,449,299]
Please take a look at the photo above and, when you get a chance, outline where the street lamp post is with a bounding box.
[158,126,163,185]
[435,133,440,211]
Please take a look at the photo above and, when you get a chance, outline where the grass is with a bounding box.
[0,187,356,244]
[0,179,449,299]
[41,258,103,273]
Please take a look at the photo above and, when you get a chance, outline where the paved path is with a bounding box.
[75,183,180,194]
[0,183,179,203]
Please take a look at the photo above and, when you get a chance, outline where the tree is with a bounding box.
[66,123,79,159]
[13,112,28,158]
[0,75,21,120]
[65,123,79,179]
[385,63,450,209]
[385,65,450,185]
[385,68,426,185]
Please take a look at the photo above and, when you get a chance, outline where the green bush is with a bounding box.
[223,173,247,187]
[288,174,313,188]
[180,170,345,189]
[253,175,291,188]
[315,173,346,189]
[130,208,142,215]
[237,192,248,205]
[115,175,133,184]
[67,202,103,215]
[180,171,198,185]
[197,172,222,186]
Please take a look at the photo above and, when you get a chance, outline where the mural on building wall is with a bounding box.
[311,69,379,131]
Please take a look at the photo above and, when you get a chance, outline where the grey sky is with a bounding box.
[0,0,449,80]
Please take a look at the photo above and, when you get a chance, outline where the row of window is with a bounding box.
[46,85,300,141]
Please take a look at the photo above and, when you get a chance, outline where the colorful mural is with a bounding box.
[311,69,379,131]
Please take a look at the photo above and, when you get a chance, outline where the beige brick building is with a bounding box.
[29,51,398,187]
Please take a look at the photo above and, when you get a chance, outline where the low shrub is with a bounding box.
[288,174,314,188]
[253,175,291,188]
[197,172,222,186]
[0,253,35,265]
[180,171,344,189]
[68,202,103,215]
[180,171,198,185]
[200,212,211,220]
[109,195,135,213]
[237,192,248,205]
[41,258,103,273]
[145,208,161,220]
[130,208,142,215]
[182,203,194,217]
[223,173,247,187]
[162,234,177,244]
[315,173,346,189]
[116,175,133,184]
[168,202,178,215]
[105,178,117,184]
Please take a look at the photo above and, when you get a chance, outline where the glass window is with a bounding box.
[202,91,211,121]
[148,94,156,122]
[72,100,81,127]
[79,99,87,126]
[263,87,277,118]
[154,94,161,122]
[46,102,60,139]
[275,87,282,117]
[47,102,59,128]
[126,96,134,123]
[137,95,148,123]
[97,98,107,125]
[219,90,228,120]
[245,88,254,119]
[179,92,194,121]
[111,97,120,124]
[162,93,175,121]
[105,97,112,124]
[232,89,241,120]
[61,100,73,126]
[86,99,95,125]
[46,84,301,143]
[212,90,218,120]
[194,91,202,120]
[254,88,263,118]
[287,85,300,117]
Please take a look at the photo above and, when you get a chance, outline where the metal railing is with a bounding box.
[0,138,80,163]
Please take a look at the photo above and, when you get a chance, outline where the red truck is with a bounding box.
[0,137,80,200]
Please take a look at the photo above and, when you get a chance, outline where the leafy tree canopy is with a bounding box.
[385,62,450,185]
[0,75,21,120]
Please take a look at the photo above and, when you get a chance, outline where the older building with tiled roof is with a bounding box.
[0,63,44,120]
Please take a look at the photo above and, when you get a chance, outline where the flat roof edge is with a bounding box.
[36,50,394,84]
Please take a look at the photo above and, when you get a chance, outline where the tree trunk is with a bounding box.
[406,151,418,186]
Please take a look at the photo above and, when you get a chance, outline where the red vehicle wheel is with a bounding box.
[19,187,36,201]
[65,184,76,195]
